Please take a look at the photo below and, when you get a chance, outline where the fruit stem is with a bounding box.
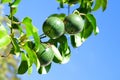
[40,35,47,39]
[40,33,47,39]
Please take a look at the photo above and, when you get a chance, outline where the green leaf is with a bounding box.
[51,44,63,63]
[11,38,20,53]
[57,35,71,64]
[60,1,64,8]
[11,0,21,8]
[22,17,40,50]
[1,0,12,4]
[47,38,69,64]
[82,26,93,39]
[101,0,108,11]
[82,20,93,39]
[85,14,99,35]
[0,25,11,48]
[11,7,18,16]
[32,29,40,50]
[57,0,64,8]
[38,63,51,74]
[93,0,102,11]
[60,47,71,64]
[0,36,11,48]
[27,41,35,49]
[27,55,34,75]
[70,33,83,48]
[18,53,28,74]
[27,64,32,75]
[23,42,38,67]
[22,17,32,36]
[8,16,19,29]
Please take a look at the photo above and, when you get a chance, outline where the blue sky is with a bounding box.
[6,0,120,80]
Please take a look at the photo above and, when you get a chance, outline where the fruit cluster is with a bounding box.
[43,14,84,39]
[35,14,84,67]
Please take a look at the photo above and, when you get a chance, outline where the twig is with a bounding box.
[40,35,47,39]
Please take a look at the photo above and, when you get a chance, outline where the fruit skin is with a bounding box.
[36,43,54,66]
[64,14,84,35]
[42,17,65,39]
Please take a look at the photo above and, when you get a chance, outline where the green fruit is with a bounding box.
[37,44,54,66]
[64,14,84,35]
[42,17,65,39]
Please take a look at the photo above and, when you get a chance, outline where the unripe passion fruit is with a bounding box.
[64,14,84,35]
[42,17,65,39]
[37,44,54,66]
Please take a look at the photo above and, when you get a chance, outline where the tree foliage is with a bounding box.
[0,4,20,80]
[0,0,108,75]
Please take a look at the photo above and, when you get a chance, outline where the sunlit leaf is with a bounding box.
[101,0,108,11]
[57,35,71,64]
[70,33,83,48]
[48,36,70,64]
[38,63,51,74]
[22,17,40,50]
[93,0,102,11]
[0,36,11,48]
[0,25,11,48]
[22,17,32,36]
[27,56,34,75]
[0,25,8,37]
[18,53,28,74]
[27,65,32,75]
[1,0,12,4]
[32,28,40,50]
[51,44,63,63]
[60,47,71,64]
[85,14,99,35]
